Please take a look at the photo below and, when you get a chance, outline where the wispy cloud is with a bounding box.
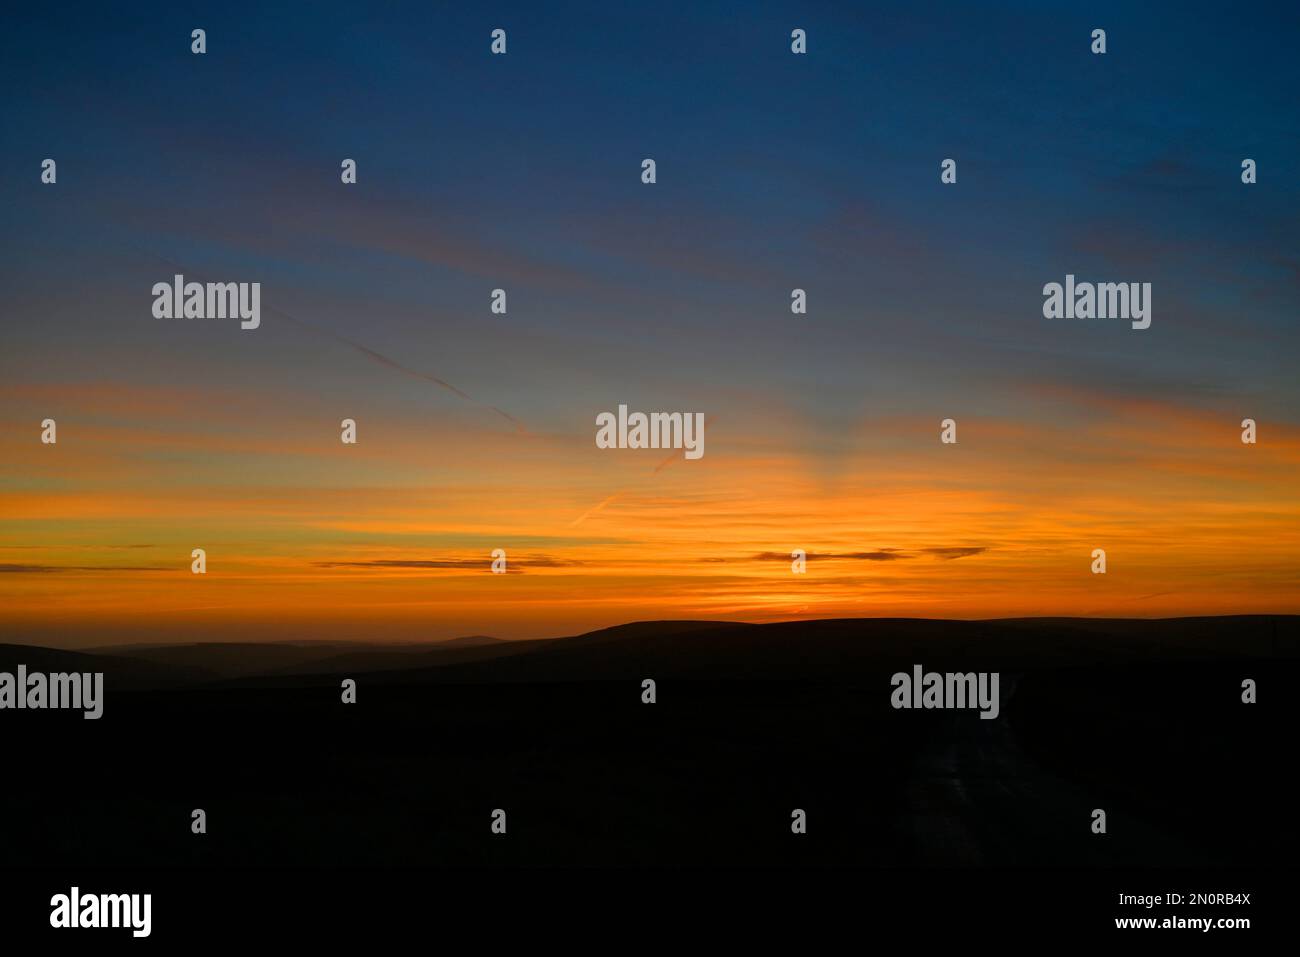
[751,550,910,562]
[747,548,987,562]
[921,547,988,560]
[312,556,586,570]
[0,564,170,573]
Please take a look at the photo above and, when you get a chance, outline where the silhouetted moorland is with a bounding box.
[1,616,1292,867]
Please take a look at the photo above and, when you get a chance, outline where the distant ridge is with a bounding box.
[562,620,747,644]
[2,616,1292,687]
[0,643,208,687]
[436,635,506,647]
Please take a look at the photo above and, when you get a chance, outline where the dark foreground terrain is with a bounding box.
[0,616,1294,867]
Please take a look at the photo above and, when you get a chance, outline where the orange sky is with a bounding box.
[4,0,1299,650]
[3,378,1298,647]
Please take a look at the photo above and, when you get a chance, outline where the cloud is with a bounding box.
[747,547,987,562]
[312,556,587,570]
[0,564,170,573]
[751,550,911,562]
[921,547,988,560]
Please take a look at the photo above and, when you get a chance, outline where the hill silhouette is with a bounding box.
[14,616,1283,688]
[0,616,1292,868]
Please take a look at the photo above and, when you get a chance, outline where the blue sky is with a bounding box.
[2,2,1299,642]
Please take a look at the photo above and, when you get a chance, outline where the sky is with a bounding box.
[2,2,1299,646]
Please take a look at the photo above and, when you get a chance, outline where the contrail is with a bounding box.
[134,246,530,434]
[570,491,623,527]
[335,336,474,401]
[571,416,716,526]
